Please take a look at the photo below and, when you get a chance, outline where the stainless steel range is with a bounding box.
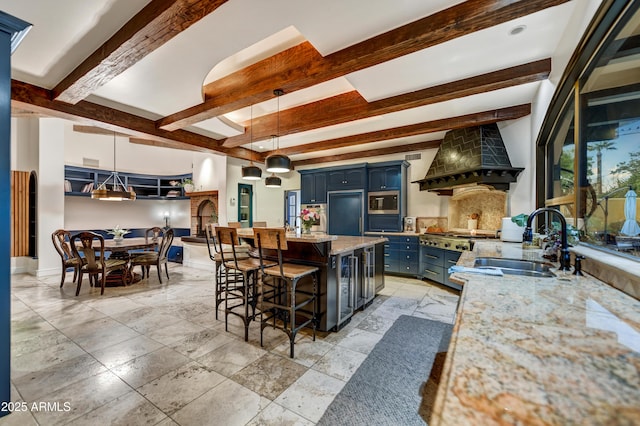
[419,233,474,252]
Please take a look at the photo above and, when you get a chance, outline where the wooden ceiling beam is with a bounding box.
[258,104,531,160]
[223,59,549,148]
[52,0,229,104]
[73,125,131,137]
[129,137,211,153]
[158,0,567,131]
[12,79,254,160]
[292,141,443,167]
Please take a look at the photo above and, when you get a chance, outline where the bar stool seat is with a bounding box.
[254,227,318,358]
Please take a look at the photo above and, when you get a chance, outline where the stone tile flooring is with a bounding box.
[2,264,459,425]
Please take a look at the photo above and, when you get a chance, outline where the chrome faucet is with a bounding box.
[523,208,571,271]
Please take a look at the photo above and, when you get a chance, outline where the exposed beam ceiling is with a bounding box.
[158,0,567,131]
[224,59,550,148]
[293,140,443,167]
[53,0,229,104]
[258,104,532,160]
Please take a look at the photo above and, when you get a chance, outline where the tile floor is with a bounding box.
[2,263,459,425]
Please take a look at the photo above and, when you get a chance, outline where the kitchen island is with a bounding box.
[236,229,387,331]
[182,230,387,331]
[431,241,640,425]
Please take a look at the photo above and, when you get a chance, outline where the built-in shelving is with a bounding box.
[64,165,192,200]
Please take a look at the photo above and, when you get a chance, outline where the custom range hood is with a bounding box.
[414,123,523,195]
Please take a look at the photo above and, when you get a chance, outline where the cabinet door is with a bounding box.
[368,214,401,232]
[327,170,346,189]
[343,168,365,189]
[368,168,386,191]
[337,253,356,327]
[300,174,315,203]
[238,184,253,228]
[313,173,327,203]
[383,167,402,190]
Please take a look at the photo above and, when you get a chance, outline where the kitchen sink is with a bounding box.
[473,257,556,278]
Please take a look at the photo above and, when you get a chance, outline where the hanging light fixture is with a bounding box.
[91,132,136,201]
[242,104,262,180]
[265,174,281,187]
[265,89,291,173]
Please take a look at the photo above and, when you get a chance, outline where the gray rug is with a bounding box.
[317,315,452,426]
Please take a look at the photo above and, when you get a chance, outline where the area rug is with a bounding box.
[317,315,452,426]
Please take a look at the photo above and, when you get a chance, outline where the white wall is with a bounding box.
[225,157,297,227]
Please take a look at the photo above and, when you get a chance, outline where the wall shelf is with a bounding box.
[64,165,192,200]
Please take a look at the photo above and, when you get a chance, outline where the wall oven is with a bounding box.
[368,191,399,214]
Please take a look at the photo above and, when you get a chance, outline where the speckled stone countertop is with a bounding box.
[235,229,385,254]
[330,235,387,255]
[431,240,640,425]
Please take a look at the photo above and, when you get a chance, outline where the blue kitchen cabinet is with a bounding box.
[300,171,327,204]
[368,165,403,191]
[327,166,366,190]
[371,234,419,276]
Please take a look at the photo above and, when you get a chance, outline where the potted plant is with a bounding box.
[107,225,130,243]
[182,178,195,193]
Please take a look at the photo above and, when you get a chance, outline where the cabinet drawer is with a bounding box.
[421,264,444,283]
[421,246,445,266]
[444,250,462,268]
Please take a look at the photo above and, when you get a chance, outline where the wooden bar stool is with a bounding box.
[204,224,249,320]
[215,226,262,341]
[254,227,318,358]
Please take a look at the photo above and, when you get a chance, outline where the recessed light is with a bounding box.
[509,25,526,36]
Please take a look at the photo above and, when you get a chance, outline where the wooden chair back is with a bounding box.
[214,226,244,267]
[157,228,174,260]
[52,229,75,261]
[252,221,267,227]
[145,227,164,249]
[252,228,287,251]
[227,222,242,228]
[70,231,105,273]
[204,223,218,259]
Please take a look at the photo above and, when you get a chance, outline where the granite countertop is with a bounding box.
[364,231,421,236]
[431,241,640,425]
[330,235,388,255]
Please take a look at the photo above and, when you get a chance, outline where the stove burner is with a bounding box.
[419,233,474,252]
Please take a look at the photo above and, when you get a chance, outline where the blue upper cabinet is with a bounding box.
[327,165,366,191]
[300,171,327,203]
[368,165,403,191]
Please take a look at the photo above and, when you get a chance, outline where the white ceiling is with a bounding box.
[3,0,595,162]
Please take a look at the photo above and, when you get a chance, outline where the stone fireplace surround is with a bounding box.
[187,190,218,237]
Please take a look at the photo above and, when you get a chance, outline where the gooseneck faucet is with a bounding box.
[523,208,571,271]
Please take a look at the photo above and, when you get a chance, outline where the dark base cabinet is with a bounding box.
[372,234,419,277]
[239,236,385,332]
[420,245,462,290]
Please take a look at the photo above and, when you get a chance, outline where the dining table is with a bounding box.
[81,237,155,286]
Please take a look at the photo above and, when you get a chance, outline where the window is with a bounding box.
[542,1,640,259]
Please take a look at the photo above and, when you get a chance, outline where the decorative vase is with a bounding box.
[183,183,195,193]
[114,235,124,243]
[302,223,312,234]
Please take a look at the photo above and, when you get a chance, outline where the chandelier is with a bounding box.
[242,104,262,180]
[91,132,136,201]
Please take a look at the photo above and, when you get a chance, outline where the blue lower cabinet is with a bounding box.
[420,246,462,288]
[168,246,183,263]
[373,234,419,276]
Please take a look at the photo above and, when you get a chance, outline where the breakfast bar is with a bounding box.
[234,230,387,331]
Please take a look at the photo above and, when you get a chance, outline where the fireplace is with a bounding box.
[187,191,218,237]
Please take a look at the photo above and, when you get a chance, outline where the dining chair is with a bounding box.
[70,231,129,296]
[227,222,242,228]
[130,228,175,283]
[254,227,318,358]
[252,221,267,227]
[51,229,83,287]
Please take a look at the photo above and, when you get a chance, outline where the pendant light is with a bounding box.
[242,104,262,180]
[265,89,291,173]
[264,134,282,188]
[91,132,136,201]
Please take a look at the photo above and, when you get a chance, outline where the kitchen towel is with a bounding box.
[449,265,503,276]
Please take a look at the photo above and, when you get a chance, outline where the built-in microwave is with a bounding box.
[368,191,399,214]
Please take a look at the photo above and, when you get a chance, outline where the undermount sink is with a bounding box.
[473,257,556,278]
